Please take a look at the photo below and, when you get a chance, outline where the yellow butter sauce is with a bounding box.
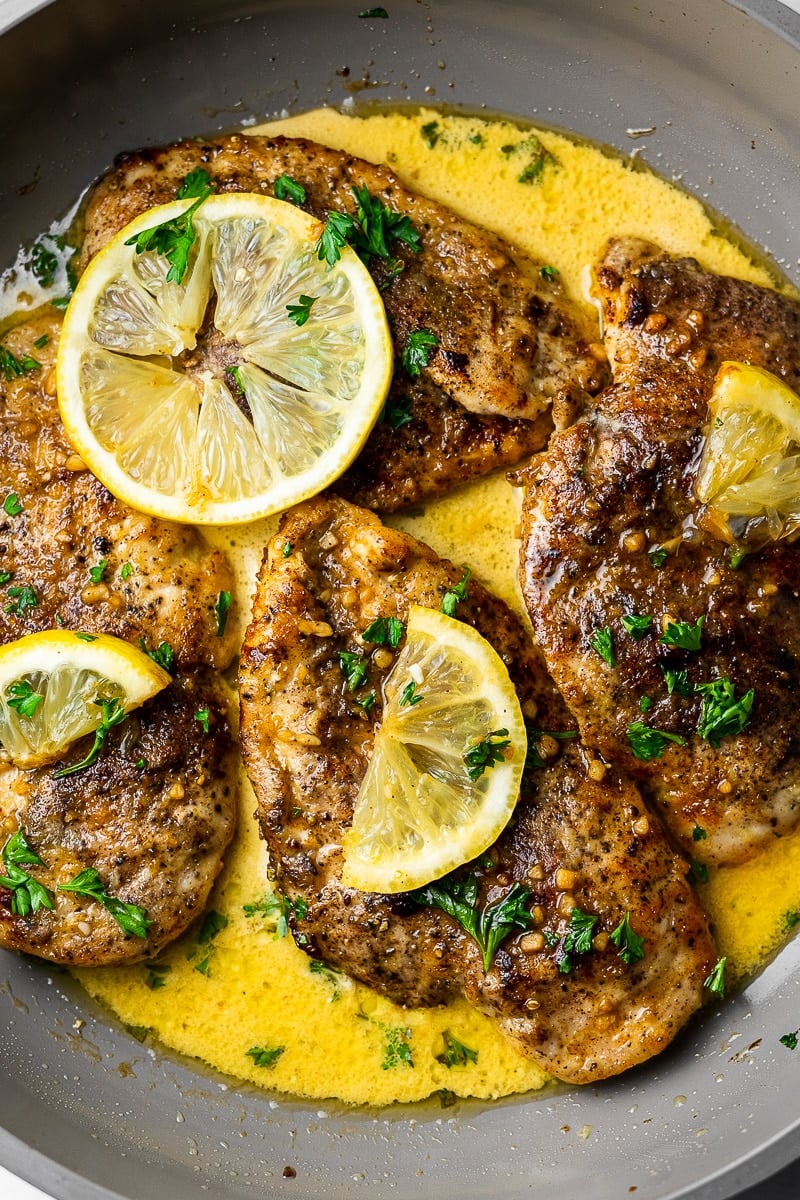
[76,107,800,1104]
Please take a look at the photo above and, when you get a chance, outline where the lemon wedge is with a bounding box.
[695,361,800,539]
[0,630,171,768]
[341,605,527,894]
[57,193,393,525]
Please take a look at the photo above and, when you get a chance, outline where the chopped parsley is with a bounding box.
[609,912,645,964]
[639,695,653,713]
[779,1030,799,1050]
[282,541,293,558]
[139,637,174,673]
[728,546,747,570]
[88,559,107,584]
[421,120,441,149]
[523,726,578,772]
[692,825,707,842]
[436,1032,478,1068]
[59,866,151,938]
[315,185,421,268]
[545,907,598,974]
[5,678,43,718]
[0,829,54,916]
[214,589,231,637]
[361,615,404,647]
[539,264,560,280]
[381,1024,413,1070]
[190,909,228,976]
[273,174,307,205]
[27,237,60,288]
[626,721,686,761]
[703,955,727,999]
[401,328,438,378]
[195,708,210,734]
[441,568,471,618]
[356,690,377,713]
[381,393,414,429]
[5,584,37,616]
[53,695,127,777]
[662,666,693,697]
[689,859,710,885]
[120,562,135,581]
[660,616,703,651]
[145,963,171,990]
[399,680,423,707]
[246,1044,285,1069]
[695,678,754,747]
[588,626,615,667]
[338,650,369,691]
[621,613,652,639]
[286,294,317,326]
[0,346,40,381]
[648,547,668,568]
[124,168,214,285]
[463,728,510,780]
[413,875,533,972]
[3,492,22,516]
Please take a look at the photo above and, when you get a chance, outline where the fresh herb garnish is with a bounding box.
[144,963,170,990]
[441,568,471,618]
[338,650,370,691]
[273,174,307,205]
[282,541,293,558]
[399,680,423,707]
[27,237,60,288]
[32,333,49,350]
[88,559,107,584]
[401,328,438,378]
[436,1032,478,1068]
[660,616,703,651]
[3,492,22,516]
[380,1024,413,1070]
[361,615,404,647]
[381,393,414,429]
[689,859,710,885]
[53,695,127,777]
[316,210,356,267]
[246,1044,285,1069]
[463,728,511,780]
[356,690,377,713]
[728,546,747,569]
[5,584,37,616]
[639,695,653,712]
[692,825,707,842]
[190,909,228,975]
[138,637,174,673]
[286,294,317,326]
[195,708,210,733]
[704,955,727,999]
[662,666,694,697]
[779,1030,799,1050]
[588,626,615,667]
[120,562,135,581]
[414,875,532,972]
[539,264,560,280]
[421,120,441,149]
[5,678,43,718]
[626,721,686,761]
[0,346,40,381]
[648,547,668,568]
[545,907,598,974]
[214,590,231,637]
[0,829,54,916]
[695,678,754,747]
[315,185,421,267]
[124,169,214,285]
[609,912,645,964]
[621,613,652,639]
[58,866,150,938]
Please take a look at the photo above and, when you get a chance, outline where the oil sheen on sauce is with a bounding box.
[75,107,800,1106]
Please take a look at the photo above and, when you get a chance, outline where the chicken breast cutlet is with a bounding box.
[518,238,800,866]
[0,312,238,964]
[239,496,716,1084]
[77,132,607,510]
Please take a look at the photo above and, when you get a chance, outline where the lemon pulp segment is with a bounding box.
[57,194,393,525]
[342,605,527,894]
[0,630,171,767]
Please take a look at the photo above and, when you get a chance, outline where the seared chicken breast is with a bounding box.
[239,496,716,1084]
[78,133,607,509]
[0,313,239,964]
[518,238,800,866]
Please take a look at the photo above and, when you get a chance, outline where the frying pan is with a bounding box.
[1,1,800,1198]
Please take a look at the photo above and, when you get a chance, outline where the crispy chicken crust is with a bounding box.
[78,132,607,509]
[239,496,715,1084]
[518,238,800,865]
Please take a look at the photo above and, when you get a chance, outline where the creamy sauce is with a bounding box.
[75,107,800,1104]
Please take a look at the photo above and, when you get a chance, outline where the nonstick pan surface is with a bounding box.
[1,2,800,1198]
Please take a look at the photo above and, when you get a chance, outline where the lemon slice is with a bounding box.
[57,193,393,525]
[341,605,527,894]
[695,361,800,536]
[0,630,171,768]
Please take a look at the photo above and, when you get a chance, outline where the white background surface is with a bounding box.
[1,0,800,1197]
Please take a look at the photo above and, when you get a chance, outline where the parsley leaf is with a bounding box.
[138,638,175,673]
[88,559,107,584]
[58,866,151,937]
[246,1044,285,1069]
[401,328,438,378]
[779,1030,799,1050]
[3,492,23,516]
[662,666,694,697]
[53,695,127,777]
[463,728,511,780]
[441,568,471,617]
[696,678,754,747]
[195,708,210,734]
[436,1032,478,1068]
[125,169,214,285]
[5,584,37,616]
[214,590,231,637]
[660,616,703,651]
[609,912,645,964]
[626,721,686,761]
[0,346,40,381]
[361,615,404,647]
[399,680,423,706]
[621,613,652,639]
[286,294,317,326]
[273,174,307,205]
[176,168,214,200]
[380,1024,413,1070]
[315,186,421,267]
[381,393,414,429]
[0,829,54,916]
[5,678,43,718]
[316,210,357,266]
[588,626,615,666]
[338,650,369,691]
[421,120,441,149]
[414,875,533,971]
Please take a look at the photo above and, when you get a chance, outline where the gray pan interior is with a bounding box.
[1,1,800,1198]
